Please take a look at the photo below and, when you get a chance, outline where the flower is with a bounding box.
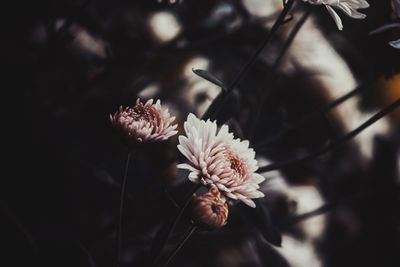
[191,186,229,229]
[302,0,370,30]
[110,98,178,143]
[177,114,265,208]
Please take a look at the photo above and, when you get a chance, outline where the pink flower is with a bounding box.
[177,114,265,208]
[110,98,178,143]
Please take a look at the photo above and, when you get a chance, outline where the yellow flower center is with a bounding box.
[223,149,246,177]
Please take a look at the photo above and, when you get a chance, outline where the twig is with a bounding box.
[286,184,400,225]
[202,0,296,120]
[116,152,131,267]
[254,83,364,150]
[152,183,201,266]
[257,98,400,173]
[161,224,197,267]
[0,202,38,253]
[250,7,311,138]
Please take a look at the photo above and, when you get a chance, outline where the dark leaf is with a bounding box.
[241,199,282,247]
[254,234,291,267]
[192,68,227,91]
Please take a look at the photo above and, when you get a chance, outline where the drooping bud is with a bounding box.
[191,186,229,230]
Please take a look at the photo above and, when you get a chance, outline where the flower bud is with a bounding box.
[191,187,229,230]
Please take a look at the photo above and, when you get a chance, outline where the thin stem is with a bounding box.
[286,184,400,226]
[161,225,197,267]
[153,183,201,265]
[116,152,131,267]
[202,0,296,120]
[250,8,311,138]
[257,98,400,173]
[255,84,363,150]
[228,0,296,92]
[0,201,38,253]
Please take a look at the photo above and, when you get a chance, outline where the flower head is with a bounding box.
[302,0,369,30]
[110,98,178,143]
[191,186,229,230]
[177,114,265,208]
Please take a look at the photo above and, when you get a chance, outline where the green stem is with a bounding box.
[161,225,197,267]
[153,183,201,265]
[202,0,296,121]
[116,152,131,267]
[254,84,363,150]
[257,98,400,173]
[250,8,311,139]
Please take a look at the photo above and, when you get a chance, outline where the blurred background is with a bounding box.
[2,0,400,266]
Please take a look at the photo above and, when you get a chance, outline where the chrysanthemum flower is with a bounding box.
[110,98,178,143]
[191,186,229,230]
[302,0,369,30]
[177,114,265,208]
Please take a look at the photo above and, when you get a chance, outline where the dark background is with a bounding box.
[2,0,400,266]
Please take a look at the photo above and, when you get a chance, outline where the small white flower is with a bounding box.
[302,0,370,30]
[177,114,265,208]
[110,98,178,143]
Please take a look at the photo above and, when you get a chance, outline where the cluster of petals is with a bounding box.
[177,114,265,208]
[110,98,178,143]
[191,186,229,230]
[302,0,369,30]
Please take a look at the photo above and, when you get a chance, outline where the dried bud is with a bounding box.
[191,187,229,230]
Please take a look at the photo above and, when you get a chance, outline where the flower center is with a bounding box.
[131,103,161,125]
[211,201,221,214]
[223,149,246,177]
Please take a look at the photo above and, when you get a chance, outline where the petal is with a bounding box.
[240,198,256,208]
[389,39,400,49]
[326,5,343,30]
[336,3,366,19]
[177,163,197,172]
[177,144,194,162]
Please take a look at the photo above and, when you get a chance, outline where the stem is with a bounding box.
[250,8,311,138]
[0,201,38,253]
[202,0,296,120]
[286,184,400,226]
[161,225,197,267]
[116,152,131,267]
[254,84,363,150]
[153,183,201,265]
[257,98,400,173]
[228,0,296,92]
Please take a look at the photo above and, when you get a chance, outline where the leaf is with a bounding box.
[254,235,291,267]
[192,69,227,91]
[241,199,282,247]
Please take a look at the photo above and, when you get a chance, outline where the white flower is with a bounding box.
[177,114,265,208]
[110,98,178,143]
[302,0,370,30]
